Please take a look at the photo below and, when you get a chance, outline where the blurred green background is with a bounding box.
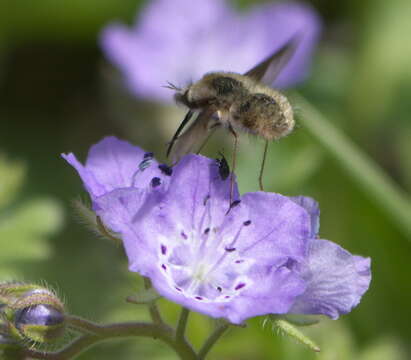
[0,0,410,359]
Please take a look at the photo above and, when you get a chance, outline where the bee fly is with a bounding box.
[166,35,300,192]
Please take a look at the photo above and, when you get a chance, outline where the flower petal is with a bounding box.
[290,239,371,319]
[62,136,167,198]
[237,193,310,264]
[94,187,164,272]
[290,196,320,237]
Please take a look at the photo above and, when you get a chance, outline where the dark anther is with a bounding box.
[151,177,161,187]
[235,283,246,291]
[203,194,210,206]
[161,264,167,271]
[204,228,210,235]
[217,286,222,292]
[195,296,203,300]
[175,287,182,292]
[161,244,167,255]
[283,258,297,271]
[235,259,244,264]
[181,231,188,239]
[215,153,230,180]
[158,164,173,176]
[243,220,252,226]
[144,152,154,159]
[230,200,241,209]
[225,247,236,252]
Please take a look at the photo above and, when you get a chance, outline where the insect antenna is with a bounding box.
[162,81,182,91]
[258,140,269,191]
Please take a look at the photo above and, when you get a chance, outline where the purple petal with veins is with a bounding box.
[290,239,371,319]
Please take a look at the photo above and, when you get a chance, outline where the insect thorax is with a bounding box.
[178,73,248,109]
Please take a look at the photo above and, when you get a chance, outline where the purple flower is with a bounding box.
[63,137,371,324]
[94,155,309,324]
[100,0,321,102]
[62,136,172,200]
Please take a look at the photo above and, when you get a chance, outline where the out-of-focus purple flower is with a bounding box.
[62,136,172,200]
[63,137,371,323]
[100,0,321,102]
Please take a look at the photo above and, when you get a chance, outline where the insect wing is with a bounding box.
[244,34,301,85]
[169,106,218,163]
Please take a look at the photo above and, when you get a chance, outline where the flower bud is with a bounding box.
[13,304,65,343]
[1,284,66,344]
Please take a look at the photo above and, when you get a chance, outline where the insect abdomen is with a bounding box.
[231,92,294,140]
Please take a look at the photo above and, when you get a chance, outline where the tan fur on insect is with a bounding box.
[177,72,294,141]
[167,37,299,162]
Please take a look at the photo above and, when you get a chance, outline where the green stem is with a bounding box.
[294,93,411,239]
[143,278,164,325]
[198,323,229,360]
[176,308,190,341]
[23,318,197,360]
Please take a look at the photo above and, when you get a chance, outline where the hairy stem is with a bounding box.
[143,277,164,324]
[23,318,197,360]
[198,323,229,360]
[176,308,190,341]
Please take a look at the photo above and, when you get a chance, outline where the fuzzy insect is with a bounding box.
[166,35,300,190]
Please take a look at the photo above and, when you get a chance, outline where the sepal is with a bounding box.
[282,314,320,327]
[72,199,122,245]
[269,315,320,352]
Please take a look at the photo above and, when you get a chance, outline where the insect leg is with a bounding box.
[258,140,269,191]
[196,121,221,155]
[228,124,238,204]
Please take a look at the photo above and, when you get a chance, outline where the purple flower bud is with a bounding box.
[14,305,64,328]
[0,284,66,344]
